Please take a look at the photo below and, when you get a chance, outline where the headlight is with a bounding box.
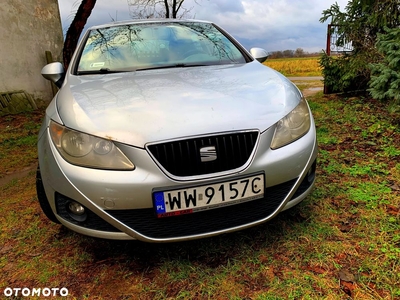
[49,120,134,170]
[270,97,311,149]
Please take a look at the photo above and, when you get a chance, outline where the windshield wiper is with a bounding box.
[77,64,210,75]
[76,68,130,75]
[136,63,209,71]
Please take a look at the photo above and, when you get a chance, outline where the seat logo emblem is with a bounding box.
[200,146,217,162]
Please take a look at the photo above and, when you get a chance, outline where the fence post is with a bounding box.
[323,24,332,94]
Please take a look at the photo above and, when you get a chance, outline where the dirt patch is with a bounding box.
[302,86,323,97]
[0,163,37,187]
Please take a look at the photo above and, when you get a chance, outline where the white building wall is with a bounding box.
[0,0,63,104]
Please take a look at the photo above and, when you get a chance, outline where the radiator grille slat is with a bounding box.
[147,131,259,177]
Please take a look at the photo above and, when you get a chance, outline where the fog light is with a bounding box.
[66,201,87,222]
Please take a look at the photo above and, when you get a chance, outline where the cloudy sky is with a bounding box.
[58,0,350,53]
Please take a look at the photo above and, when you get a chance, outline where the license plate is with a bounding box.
[153,174,264,218]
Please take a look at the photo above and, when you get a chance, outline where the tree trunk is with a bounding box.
[164,0,170,18]
[63,0,97,69]
[172,0,177,18]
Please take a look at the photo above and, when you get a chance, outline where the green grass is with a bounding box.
[1,86,399,299]
[0,111,43,177]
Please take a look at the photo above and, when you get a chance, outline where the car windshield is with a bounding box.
[76,22,247,74]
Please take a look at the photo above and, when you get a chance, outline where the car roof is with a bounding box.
[88,19,213,31]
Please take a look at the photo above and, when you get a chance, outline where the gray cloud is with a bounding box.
[58,0,349,52]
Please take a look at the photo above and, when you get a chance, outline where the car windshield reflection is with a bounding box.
[76,22,247,74]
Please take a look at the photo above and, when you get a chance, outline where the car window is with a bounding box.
[76,22,247,74]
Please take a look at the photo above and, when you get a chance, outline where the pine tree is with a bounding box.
[319,0,400,95]
[369,27,400,103]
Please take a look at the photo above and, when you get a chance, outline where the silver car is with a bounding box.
[37,19,317,242]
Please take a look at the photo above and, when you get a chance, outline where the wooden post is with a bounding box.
[326,24,331,57]
[323,24,331,94]
[45,51,58,97]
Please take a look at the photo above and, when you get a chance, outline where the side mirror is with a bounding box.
[250,48,269,63]
[41,62,65,88]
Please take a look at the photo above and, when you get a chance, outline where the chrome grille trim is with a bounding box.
[146,130,260,180]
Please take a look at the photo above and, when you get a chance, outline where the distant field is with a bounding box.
[263,56,322,77]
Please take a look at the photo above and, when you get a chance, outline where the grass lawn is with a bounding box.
[1,80,399,299]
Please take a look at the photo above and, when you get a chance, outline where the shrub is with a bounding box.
[319,52,370,93]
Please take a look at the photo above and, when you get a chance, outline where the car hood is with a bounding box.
[56,62,302,148]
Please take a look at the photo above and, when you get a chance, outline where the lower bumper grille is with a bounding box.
[106,178,299,239]
[56,159,315,239]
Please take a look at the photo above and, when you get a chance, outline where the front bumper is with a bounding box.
[38,118,317,242]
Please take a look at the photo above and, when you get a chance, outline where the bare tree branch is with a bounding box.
[127,0,198,19]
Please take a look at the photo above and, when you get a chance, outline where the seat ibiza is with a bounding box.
[37,19,317,242]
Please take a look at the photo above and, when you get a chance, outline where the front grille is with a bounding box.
[106,178,297,239]
[147,131,259,177]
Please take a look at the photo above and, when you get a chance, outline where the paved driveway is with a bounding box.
[288,76,323,81]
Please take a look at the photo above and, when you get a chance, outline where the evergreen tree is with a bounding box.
[369,27,400,103]
[319,0,400,95]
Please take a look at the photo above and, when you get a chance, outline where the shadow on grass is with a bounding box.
[52,203,313,271]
